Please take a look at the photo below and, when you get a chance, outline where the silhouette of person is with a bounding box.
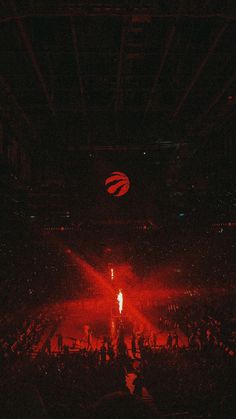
[100,343,106,364]
[131,332,137,358]
[133,373,144,397]
[57,334,63,352]
[167,333,173,349]
[45,338,51,354]
[87,328,93,350]
[173,332,179,349]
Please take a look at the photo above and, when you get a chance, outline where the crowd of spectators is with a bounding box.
[164,295,236,355]
[1,296,235,419]
[141,343,235,418]
[1,173,235,418]
[0,310,59,361]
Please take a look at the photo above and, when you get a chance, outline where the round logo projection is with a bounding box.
[105,171,130,197]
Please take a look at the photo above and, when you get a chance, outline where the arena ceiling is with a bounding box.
[1,1,236,153]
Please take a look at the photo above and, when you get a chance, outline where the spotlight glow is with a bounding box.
[117,289,123,314]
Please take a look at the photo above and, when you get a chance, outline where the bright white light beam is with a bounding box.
[117,289,123,314]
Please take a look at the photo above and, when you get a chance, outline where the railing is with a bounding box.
[1,1,236,21]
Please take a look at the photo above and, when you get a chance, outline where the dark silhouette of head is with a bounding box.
[83,391,158,419]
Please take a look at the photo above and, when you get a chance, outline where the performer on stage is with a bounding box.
[57,334,63,352]
[87,327,93,350]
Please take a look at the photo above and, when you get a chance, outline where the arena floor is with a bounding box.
[35,298,189,355]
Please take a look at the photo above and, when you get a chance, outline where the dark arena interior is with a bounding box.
[0,2,236,418]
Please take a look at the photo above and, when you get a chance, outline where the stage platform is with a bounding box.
[34,299,189,355]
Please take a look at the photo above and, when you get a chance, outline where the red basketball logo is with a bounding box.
[105,172,130,197]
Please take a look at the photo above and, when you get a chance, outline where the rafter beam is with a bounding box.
[1,9,236,23]
[0,74,38,139]
[65,144,182,151]
[8,0,55,114]
[0,104,25,144]
[172,24,227,119]
[175,101,236,178]
[144,23,176,115]
[203,97,236,133]
[70,16,86,116]
[115,21,126,112]
[198,72,236,122]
